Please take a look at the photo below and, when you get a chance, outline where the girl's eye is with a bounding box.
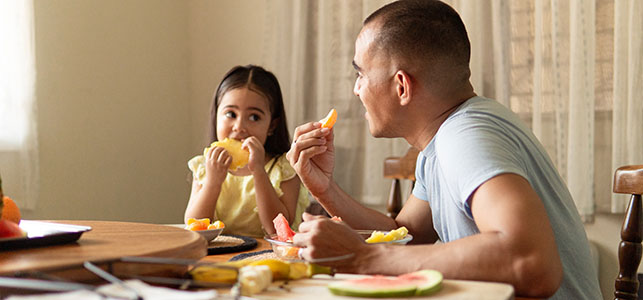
[224,111,236,118]
[249,114,260,121]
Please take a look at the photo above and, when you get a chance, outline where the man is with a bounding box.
[286,1,602,299]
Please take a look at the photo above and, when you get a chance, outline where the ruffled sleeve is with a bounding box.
[267,155,298,197]
[188,154,206,185]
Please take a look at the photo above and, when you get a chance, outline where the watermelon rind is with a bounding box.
[408,270,443,296]
[328,270,443,298]
[328,281,417,298]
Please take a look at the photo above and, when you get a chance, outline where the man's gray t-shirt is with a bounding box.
[412,96,602,299]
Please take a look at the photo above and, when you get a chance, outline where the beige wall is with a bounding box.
[186,1,267,152]
[25,0,265,223]
[24,1,628,298]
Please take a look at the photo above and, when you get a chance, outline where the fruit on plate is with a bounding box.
[247,259,333,280]
[0,174,21,225]
[287,260,333,280]
[399,270,444,296]
[208,220,225,230]
[319,108,337,129]
[272,213,295,242]
[238,265,272,296]
[328,269,443,298]
[0,219,25,238]
[185,217,224,231]
[189,259,333,285]
[189,260,248,284]
[248,259,290,280]
[207,138,250,171]
[365,226,408,243]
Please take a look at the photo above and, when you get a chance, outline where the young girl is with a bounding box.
[185,65,309,238]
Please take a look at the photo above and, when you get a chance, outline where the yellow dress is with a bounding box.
[188,154,309,237]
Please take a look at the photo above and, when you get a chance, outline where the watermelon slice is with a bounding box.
[328,270,443,298]
[273,213,296,242]
[398,270,443,296]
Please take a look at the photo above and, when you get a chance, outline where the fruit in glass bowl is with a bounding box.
[264,234,301,261]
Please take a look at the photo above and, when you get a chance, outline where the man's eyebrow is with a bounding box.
[352,60,361,71]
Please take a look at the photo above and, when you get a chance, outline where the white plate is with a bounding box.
[356,230,413,245]
[195,228,223,242]
[0,220,92,250]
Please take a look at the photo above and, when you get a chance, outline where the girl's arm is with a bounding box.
[184,177,224,223]
[184,147,231,223]
[254,171,301,235]
[244,137,300,235]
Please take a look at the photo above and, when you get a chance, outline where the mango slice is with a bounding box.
[319,108,337,129]
[365,226,408,243]
[206,138,250,171]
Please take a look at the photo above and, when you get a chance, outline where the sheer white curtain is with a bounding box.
[262,0,643,218]
[261,0,409,207]
[447,0,643,220]
[0,0,39,209]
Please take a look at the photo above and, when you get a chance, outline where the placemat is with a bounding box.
[229,249,278,261]
[207,234,257,255]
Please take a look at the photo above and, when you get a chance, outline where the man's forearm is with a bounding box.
[315,181,398,230]
[349,232,561,298]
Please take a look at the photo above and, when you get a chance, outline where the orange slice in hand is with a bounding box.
[319,108,337,129]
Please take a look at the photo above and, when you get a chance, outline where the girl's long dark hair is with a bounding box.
[209,65,291,155]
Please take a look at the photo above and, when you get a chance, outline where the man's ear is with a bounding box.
[395,70,412,106]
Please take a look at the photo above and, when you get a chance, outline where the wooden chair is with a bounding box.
[383,147,419,218]
[613,165,643,300]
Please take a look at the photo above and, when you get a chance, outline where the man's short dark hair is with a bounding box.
[364,0,470,70]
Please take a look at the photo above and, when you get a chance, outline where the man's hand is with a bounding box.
[293,213,370,271]
[286,122,335,197]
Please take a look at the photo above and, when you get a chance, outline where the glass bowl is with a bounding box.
[264,235,301,261]
[264,230,412,261]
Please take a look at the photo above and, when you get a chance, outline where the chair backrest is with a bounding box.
[383,147,419,218]
[613,165,643,300]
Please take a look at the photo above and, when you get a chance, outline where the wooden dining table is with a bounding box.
[201,237,519,300]
[0,220,536,300]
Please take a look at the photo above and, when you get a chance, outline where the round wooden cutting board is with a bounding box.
[0,220,207,282]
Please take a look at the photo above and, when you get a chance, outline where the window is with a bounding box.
[0,0,39,209]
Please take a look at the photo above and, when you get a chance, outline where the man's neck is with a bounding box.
[405,84,476,150]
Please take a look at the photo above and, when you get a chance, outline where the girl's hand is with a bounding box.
[243,136,266,174]
[204,146,231,187]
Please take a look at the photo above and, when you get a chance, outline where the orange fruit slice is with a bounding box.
[208,220,225,229]
[1,197,21,225]
[319,108,337,129]
[0,175,21,224]
[186,217,210,231]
